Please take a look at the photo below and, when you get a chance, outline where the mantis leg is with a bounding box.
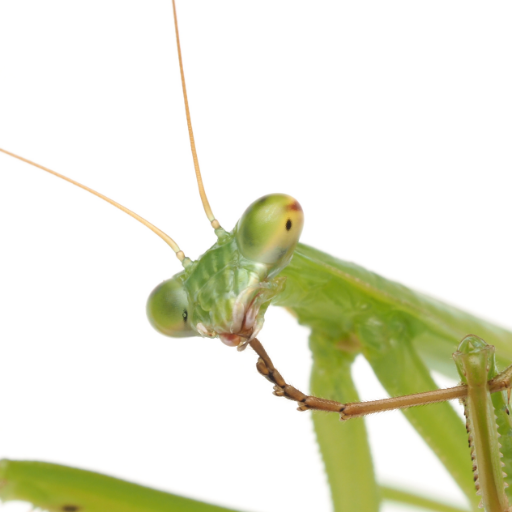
[250,328,478,510]
[0,460,470,512]
[250,338,345,413]
[309,331,381,512]
[454,336,512,511]
[250,337,381,512]
[355,312,480,511]
[252,337,473,416]
[0,459,238,512]
[253,333,512,511]
[487,364,512,488]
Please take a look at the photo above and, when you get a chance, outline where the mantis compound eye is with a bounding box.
[146,274,197,338]
[236,194,304,269]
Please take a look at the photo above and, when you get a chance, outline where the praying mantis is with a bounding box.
[1,1,512,511]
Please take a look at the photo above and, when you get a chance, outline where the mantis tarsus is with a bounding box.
[1,1,512,512]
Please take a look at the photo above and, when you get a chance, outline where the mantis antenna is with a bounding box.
[0,147,189,265]
[171,0,221,231]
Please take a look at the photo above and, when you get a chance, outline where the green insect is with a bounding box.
[0,2,511,512]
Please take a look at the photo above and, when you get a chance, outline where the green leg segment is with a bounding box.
[309,331,381,512]
[356,313,479,511]
[0,459,474,512]
[0,459,239,512]
[381,486,469,512]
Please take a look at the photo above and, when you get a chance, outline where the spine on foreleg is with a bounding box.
[454,336,511,512]
[463,397,510,511]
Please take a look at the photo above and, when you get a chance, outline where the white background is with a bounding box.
[0,1,511,511]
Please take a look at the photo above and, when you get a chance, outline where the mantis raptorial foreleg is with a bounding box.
[454,336,512,512]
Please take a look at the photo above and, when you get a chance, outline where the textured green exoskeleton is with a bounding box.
[6,193,512,512]
[147,193,304,347]
[146,197,512,512]
[454,336,512,512]
[3,4,512,512]
[277,244,512,512]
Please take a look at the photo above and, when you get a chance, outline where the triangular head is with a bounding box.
[147,194,304,347]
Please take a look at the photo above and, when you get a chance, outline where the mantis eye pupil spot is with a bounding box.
[62,506,80,512]
[183,309,188,321]
[286,219,292,231]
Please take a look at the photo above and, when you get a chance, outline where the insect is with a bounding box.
[0,1,511,512]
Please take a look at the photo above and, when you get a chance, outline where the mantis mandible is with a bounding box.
[1,1,512,512]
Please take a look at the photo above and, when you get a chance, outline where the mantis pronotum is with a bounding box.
[1,2,512,512]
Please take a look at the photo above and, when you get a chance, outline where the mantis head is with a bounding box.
[0,2,305,351]
[146,193,303,346]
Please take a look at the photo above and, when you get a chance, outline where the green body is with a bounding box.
[5,226,512,512]
[3,2,510,511]
[279,244,512,511]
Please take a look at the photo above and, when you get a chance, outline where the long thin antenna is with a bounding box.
[171,0,221,231]
[0,148,188,264]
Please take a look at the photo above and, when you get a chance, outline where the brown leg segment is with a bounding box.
[249,338,346,414]
[250,338,512,420]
